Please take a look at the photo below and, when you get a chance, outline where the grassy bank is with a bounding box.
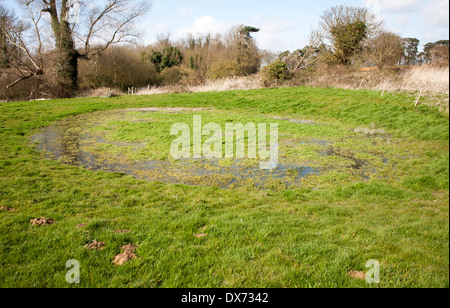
[0,87,448,287]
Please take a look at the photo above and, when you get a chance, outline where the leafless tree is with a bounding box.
[222,25,261,76]
[363,31,404,69]
[1,0,151,97]
[260,49,277,67]
[431,45,450,67]
[1,3,43,90]
[293,30,322,71]
[276,30,323,72]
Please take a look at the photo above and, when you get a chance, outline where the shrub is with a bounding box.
[159,67,182,86]
[79,46,157,91]
[206,60,241,80]
[261,60,293,86]
[148,46,183,72]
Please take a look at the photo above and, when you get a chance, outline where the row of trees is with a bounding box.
[1,0,262,99]
[1,2,449,100]
[277,6,448,72]
[402,38,449,66]
[262,5,449,85]
[75,25,262,92]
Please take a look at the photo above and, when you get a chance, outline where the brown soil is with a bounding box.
[194,233,207,238]
[348,270,366,280]
[123,107,208,113]
[112,244,138,266]
[115,229,131,234]
[84,241,106,250]
[30,217,55,226]
[0,207,16,212]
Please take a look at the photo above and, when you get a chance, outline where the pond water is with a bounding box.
[31,108,324,189]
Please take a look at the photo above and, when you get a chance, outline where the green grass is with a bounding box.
[0,87,448,288]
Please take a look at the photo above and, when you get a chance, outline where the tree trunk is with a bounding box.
[52,47,79,97]
[45,0,80,98]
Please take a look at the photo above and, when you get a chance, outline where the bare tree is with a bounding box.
[1,0,151,98]
[363,31,404,69]
[293,30,322,71]
[0,3,44,90]
[260,49,277,67]
[431,45,450,67]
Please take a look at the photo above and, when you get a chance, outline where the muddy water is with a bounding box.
[31,109,320,189]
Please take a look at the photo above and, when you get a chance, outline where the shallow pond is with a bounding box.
[31,108,391,189]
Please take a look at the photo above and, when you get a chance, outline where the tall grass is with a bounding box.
[374,66,450,94]
[400,66,449,93]
[135,76,263,95]
[301,66,449,95]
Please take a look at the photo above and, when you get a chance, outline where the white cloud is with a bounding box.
[175,15,229,37]
[363,0,421,13]
[177,7,194,15]
[362,0,449,45]
[255,32,295,51]
[253,15,297,33]
[423,27,449,42]
[251,15,299,50]
[139,23,169,44]
[364,0,449,28]
[424,0,449,27]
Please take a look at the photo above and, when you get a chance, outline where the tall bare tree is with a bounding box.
[431,44,450,67]
[1,0,151,98]
[363,31,404,69]
[0,4,11,69]
[1,3,43,90]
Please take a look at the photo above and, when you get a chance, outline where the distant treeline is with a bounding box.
[1,3,449,101]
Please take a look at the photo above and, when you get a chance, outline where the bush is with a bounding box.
[159,67,182,86]
[78,47,157,91]
[206,60,241,80]
[149,46,184,72]
[261,60,293,86]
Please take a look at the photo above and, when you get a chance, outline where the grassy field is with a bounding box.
[0,87,448,288]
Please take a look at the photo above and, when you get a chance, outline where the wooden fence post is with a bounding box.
[415,90,423,107]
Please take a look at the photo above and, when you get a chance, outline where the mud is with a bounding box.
[84,241,106,250]
[30,217,55,226]
[113,244,138,266]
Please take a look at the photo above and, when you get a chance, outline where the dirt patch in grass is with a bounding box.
[84,241,106,250]
[30,217,55,226]
[348,270,366,280]
[115,229,131,234]
[112,244,138,266]
[123,107,209,113]
[194,233,207,238]
[264,115,317,125]
[0,207,16,212]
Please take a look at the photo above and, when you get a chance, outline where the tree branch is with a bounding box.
[6,72,36,89]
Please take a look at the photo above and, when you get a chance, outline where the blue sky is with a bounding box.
[138,0,449,52]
